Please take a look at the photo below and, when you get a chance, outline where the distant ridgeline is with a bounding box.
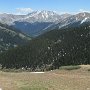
[0,23,90,71]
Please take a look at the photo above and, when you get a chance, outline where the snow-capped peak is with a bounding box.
[19,10,61,23]
[27,10,58,18]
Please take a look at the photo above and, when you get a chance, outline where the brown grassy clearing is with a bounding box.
[0,65,90,90]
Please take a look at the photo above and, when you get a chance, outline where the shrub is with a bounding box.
[88,69,90,71]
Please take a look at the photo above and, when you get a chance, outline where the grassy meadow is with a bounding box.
[0,65,90,90]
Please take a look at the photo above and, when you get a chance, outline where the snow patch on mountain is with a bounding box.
[83,12,86,17]
[80,17,88,24]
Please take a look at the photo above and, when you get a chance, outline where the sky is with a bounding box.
[0,0,90,14]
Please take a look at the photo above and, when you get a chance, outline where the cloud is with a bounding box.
[0,12,3,14]
[59,9,90,15]
[16,8,33,14]
[79,9,90,13]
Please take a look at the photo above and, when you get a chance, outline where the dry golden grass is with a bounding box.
[0,65,90,90]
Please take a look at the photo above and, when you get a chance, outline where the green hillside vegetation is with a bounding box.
[0,23,31,52]
[0,23,90,71]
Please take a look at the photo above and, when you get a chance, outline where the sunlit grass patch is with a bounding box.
[59,65,81,70]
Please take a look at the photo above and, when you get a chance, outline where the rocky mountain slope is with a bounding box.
[45,12,90,31]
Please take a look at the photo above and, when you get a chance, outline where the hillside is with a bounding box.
[0,23,90,70]
[0,23,31,52]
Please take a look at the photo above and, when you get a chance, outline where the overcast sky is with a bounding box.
[0,0,90,14]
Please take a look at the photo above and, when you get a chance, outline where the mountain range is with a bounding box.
[0,11,70,37]
[0,11,90,37]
